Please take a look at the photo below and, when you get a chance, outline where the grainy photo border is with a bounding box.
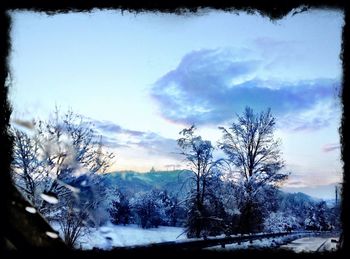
[0,1,348,258]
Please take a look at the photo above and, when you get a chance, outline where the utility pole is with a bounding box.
[335,185,338,206]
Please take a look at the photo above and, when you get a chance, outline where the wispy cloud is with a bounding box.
[132,132,180,159]
[252,37,301,73]
[322,143,341,153]
[99,135,129,149]
[90,119,144,137]
[151,48,340,131]
[277,100,340,132]
[12,118,35,130]
[85,118,181,159]
[283,180,308,188]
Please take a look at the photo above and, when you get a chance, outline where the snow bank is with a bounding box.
[76,223,187,250]
[205,233,311,251]
[279,237,339,253]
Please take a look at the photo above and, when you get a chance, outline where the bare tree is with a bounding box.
[11,108,115,246]
[177,125,222,237]
[219,107,288,189]
[11,128,43,206]
[34,109,115,213]
[58,198,90,248]
[218,107,288,232]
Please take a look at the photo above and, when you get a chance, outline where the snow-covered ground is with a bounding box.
[205,233,331,251]
[279,237,339,252]
[50,221,340,252]
[52,222,188,250]
[205,235,297,251]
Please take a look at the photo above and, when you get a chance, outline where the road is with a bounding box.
[279,236,339,252]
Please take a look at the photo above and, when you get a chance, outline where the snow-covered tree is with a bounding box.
[130,190,163,228]
[36,110,114,212]
[327,202,341,231]
[304,201,331,231]
[177,125,223,238]
[218,107,289,233]
[278,192,315,228]
[11,128,43,206]
[130,189,187,228]
[167,195,186,227]
[11,108,115,246]
[109,189,131,225]
[154,190,174,226]
[263,212,301,232]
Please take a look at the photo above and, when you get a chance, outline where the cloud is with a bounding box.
[98,135,129,149]
[90,119,144,137]
[133,132,181,159]
[84,118,181,159]
[322,143,341,153]
[286,117,331,132]
[252,37,300,72]
[94,121,123,133]
[283,180,308,188]
[12,118,35,130]
[278,97,340,132]
[151,48,340,131]
[253,37,292,50]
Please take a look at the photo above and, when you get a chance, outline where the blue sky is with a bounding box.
[9,9,343,199]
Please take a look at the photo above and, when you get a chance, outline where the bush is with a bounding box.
[264,212,301,232]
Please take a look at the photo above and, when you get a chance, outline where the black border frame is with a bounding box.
[0,1,348,258]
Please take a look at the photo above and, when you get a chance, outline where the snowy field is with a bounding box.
[50,222,340,252]
[52,222,188,250]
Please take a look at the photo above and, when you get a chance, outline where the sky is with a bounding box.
[9,8,344,199]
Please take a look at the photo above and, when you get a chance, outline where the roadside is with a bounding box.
[279,236,339,252]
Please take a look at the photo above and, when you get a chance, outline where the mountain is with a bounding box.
[98,170,334,204]
[281,183,340,200]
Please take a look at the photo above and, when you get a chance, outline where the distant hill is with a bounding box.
[97,170,331,205]
[277,191,317,204]
[282,183,340,200]
[101,169,194,199]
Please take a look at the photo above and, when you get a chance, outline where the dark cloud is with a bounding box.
[151,48,260,125]
[151,48,340,131]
